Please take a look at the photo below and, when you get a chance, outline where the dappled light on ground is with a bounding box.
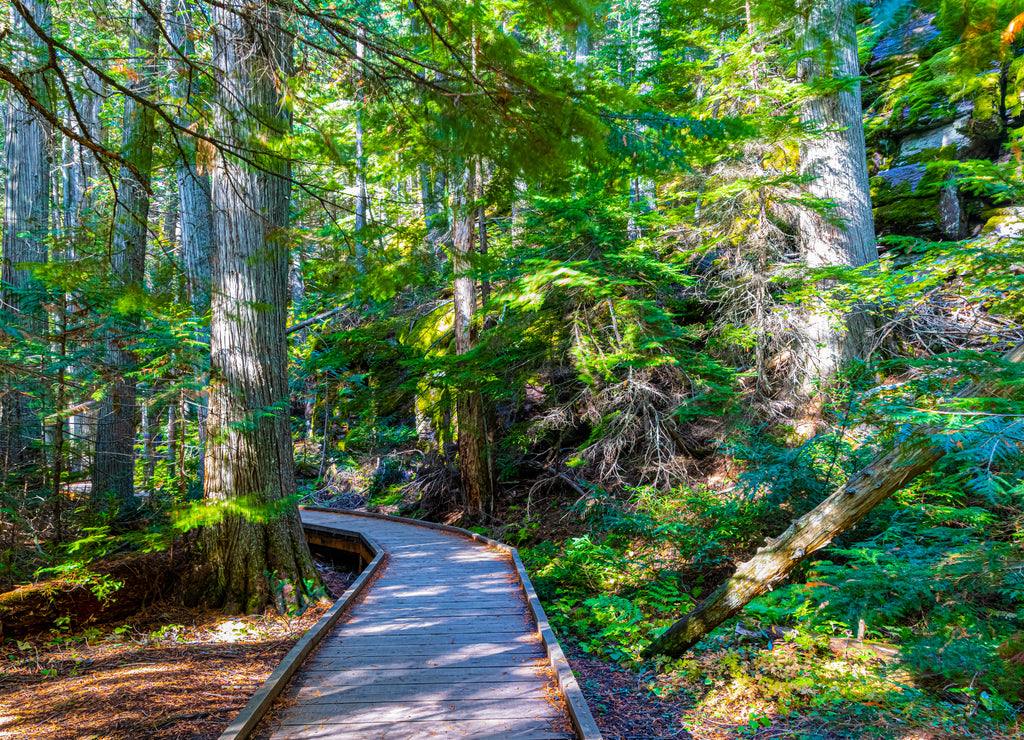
[0,603,331,740]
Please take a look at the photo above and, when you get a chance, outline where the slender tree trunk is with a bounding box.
[419,164,446,261]
[64,58,102,454]
[62,27,101,241]
[165,395,177,488]
[198,0,319,614]
[353,23,368,272]
[645,343,1024,658]
[1,0,51,479]
[627,0,658,241]
[167,0,212,495]
[794,0,877,398]
[575,20,590,68]
[168,0,212,312]
[451,160,492,517]
[92,0,159,510]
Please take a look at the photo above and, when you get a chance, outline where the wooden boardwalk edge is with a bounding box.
[220,507,602,740]
[217,530,386,740]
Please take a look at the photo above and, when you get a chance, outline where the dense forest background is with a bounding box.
[1,0,1024,737]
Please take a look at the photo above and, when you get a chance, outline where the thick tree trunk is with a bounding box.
[92,0,158,510]
[451,160,492,517]
[1,0,51,479]
[645,343,1024,658]
[198,0,319,614]
[794,0,877,396]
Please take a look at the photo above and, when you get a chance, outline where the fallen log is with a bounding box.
[644,343,1024,658]
[0,547,189,640]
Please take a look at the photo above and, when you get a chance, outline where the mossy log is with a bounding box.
[0,548,188,640]
[645,343,1024,659]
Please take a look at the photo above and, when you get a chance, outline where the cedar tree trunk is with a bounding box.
[1,0,50,478]
[451,159,492,517]
[198,0,319,614]
[794,0,877,395]
[92,0,158,509]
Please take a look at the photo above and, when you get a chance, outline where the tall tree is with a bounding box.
[794,0,877,397]
[1,0,51,478]
[627,0,659,241]
[451,158,492,517]
[353,21,369,272]
[168,0,213,312]
[62,49,101,240]
[92,0,159,508]
[198,0,319,613]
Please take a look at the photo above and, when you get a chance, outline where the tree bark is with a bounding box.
[645,343,1024,658]
[794,0,877,395]
[353,22,368,272]
[627,0,658,241]
[168,0,212,313]
[63,50,101,240]
[92,0,158,510]
[1,0,51,479]
[451,159,492,517]
[198,0,319,614]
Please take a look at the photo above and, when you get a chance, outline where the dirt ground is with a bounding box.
[0,561,353,740]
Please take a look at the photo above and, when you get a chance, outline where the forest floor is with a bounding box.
[0,560,353,740]
[567,644,988,740]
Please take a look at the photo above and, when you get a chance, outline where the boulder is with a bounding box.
[981,207,1024,239]
[869,11,939,70]
[871,120,965,241]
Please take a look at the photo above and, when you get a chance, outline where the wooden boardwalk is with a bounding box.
[257,510,585,740]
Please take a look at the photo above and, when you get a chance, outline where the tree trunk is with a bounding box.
[64,54,102,451]
[198,0,319,614]
[62,53,101,241]
[354,22,368,272]
[168,0,212,313]
[92,0,158,511]
[419,164,446,262]
[451,159,492,517]
[1,0,51,480]
[794,0,877,397]
[627,0,658,241]
[645,343,1024,658]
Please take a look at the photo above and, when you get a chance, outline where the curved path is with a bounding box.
[255,509,600,740]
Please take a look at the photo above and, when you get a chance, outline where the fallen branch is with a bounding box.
[287,306,347,336]
[644,342,1024,658]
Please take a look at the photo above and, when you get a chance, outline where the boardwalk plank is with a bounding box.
[271,720,572,740]
[280,698,558,725]
[305,654,547,670]
[312,643,545,657]
[291,681,550,702]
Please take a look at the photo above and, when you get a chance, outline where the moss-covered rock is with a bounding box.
[981,207,1024,238]
[874,196,944,240]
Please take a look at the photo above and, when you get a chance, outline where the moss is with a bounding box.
[870,176,894,204]
[981,211,1024,236]
[874,197,943,239]
[901,144,958,165]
